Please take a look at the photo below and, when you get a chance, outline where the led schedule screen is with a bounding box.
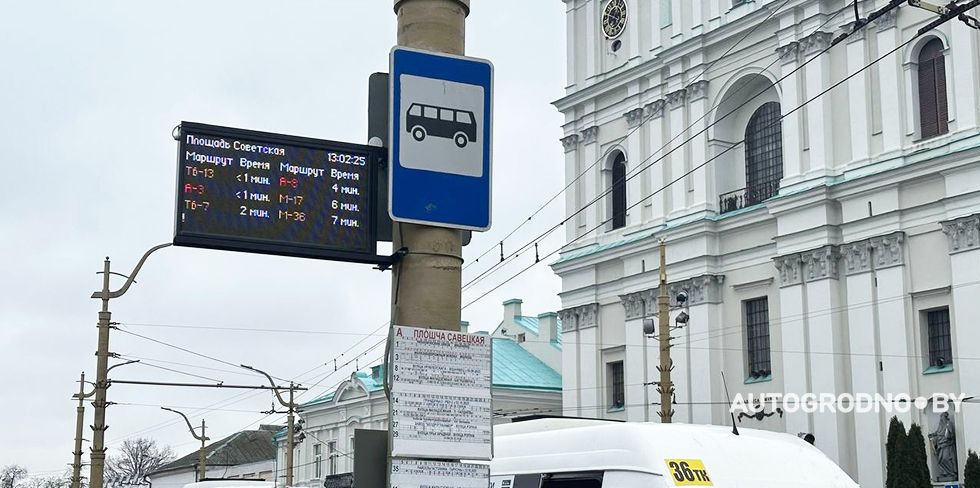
[174,122,385,264]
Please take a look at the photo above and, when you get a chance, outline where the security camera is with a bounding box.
[676,291,688,305]
[642,318,656,335]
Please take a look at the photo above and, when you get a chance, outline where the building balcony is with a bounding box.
[718,180,780,214]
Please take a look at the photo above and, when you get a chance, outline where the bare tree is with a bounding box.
[1,466,28,488]
[105,438,175,486]
[18,473,70,488]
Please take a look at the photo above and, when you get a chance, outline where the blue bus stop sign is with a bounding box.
[389,47,493,231]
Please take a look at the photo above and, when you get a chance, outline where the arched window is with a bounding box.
[918,38,949,139]
[744,101,783,205]
[611,152,627,230]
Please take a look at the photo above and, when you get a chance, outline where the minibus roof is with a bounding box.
[490,418,858,487]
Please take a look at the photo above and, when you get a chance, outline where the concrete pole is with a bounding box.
[72,372,90,488]
[89,258,112,488]
[391,0,469,332]
[197,419,207,481]
[285,384,295,487]
[657,240,675,422]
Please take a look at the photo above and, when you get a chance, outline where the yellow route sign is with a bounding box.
[664,459,713,486]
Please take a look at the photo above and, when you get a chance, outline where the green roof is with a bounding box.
[302,337,562,407]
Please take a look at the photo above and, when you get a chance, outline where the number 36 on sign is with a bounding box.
[663,459,712,486]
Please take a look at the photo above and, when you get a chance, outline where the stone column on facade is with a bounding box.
[624,107,645,228]
[773,252,810,436]
[776,41,804,186]
[950,21,978,130]
[800,245,850,470]
[675,274,724,425]
[558,306,581,417]
[671,0,683,41]
[801,31,835,179]
[620,289,654,422]
[688,80,711,213]
[667,86,687,219]
[561,133,580,242]
[566,303,600,416]
[645,99,667,225]
[839,237,885,488]
[565,1,577,91]
[875,9,904,154]
[942,214,980,478]
[691,0,703,35]
[581,125,600,232]
[843,22,871,165]
[868,233,912,425]
[585,1,598,79]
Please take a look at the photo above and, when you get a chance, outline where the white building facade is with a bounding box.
[554,0,980,486]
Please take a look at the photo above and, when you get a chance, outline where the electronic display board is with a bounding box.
[174,122,389,265]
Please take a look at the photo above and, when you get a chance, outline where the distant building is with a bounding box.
[275,299,562,487]
[147,426,279,488]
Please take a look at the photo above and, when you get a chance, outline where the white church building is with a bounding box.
[553,0,980,486]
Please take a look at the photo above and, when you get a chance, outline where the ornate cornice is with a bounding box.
[874,8,898,30]
[941,214,980,254]
[619,274,725,320]
[688,80,709,101]
[773,254,803,287]
[624,107,645,128]
[581,125,599,145]
[801,245,841,282]
[644,100,666,119]
[870,232,905,269]
[776,41,800,63]
[840,21,865,42]
[558,303,599,330]
[801,31,834,56]
[666,88,687,108]
[839,232,906,275]
[840,240,872,275]
[560,134,579,152]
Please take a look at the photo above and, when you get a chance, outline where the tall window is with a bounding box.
[608,361,625,409]
[327,440,337,475]
[314,443,322,478]
[918,38,949,139]
[927,308,952,368]
[744,102,783,205]
[611,153,627,230]
[745,297,772,380]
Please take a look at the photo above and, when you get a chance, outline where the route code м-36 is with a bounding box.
[180,134,368,233]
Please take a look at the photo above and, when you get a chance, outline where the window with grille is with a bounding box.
[744,102,783,205]
[918,38,949,139]
[608,361,625,409]
[927,308,952,368]
[745,297,772,379]
[611,153,627,230]
[314,443,322,478]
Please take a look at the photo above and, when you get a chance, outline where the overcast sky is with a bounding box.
[0,1,566,475]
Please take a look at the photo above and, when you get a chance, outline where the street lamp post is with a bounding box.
[240,365,299,486]
[161,408,210,481]
[88,243,171,488]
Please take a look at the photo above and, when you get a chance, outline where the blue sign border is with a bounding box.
[389,47,493,231]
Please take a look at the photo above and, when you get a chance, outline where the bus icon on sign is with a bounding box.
[406,103,477,148]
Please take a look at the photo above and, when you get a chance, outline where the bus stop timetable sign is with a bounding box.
[389,47,493,231]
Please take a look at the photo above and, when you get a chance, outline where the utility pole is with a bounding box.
[88,243,170,488]
[241,365,299,486]
[161,408,209,481]
[72,372,93,488]
[656,239,675,423]
[390,0,469,332]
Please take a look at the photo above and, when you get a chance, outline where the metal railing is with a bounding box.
[718,180,780,214]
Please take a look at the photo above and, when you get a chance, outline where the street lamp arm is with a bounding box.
[91,243,172,300]
[106,359,139,375]
[161,407,209,442]
[239,364,292,407]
